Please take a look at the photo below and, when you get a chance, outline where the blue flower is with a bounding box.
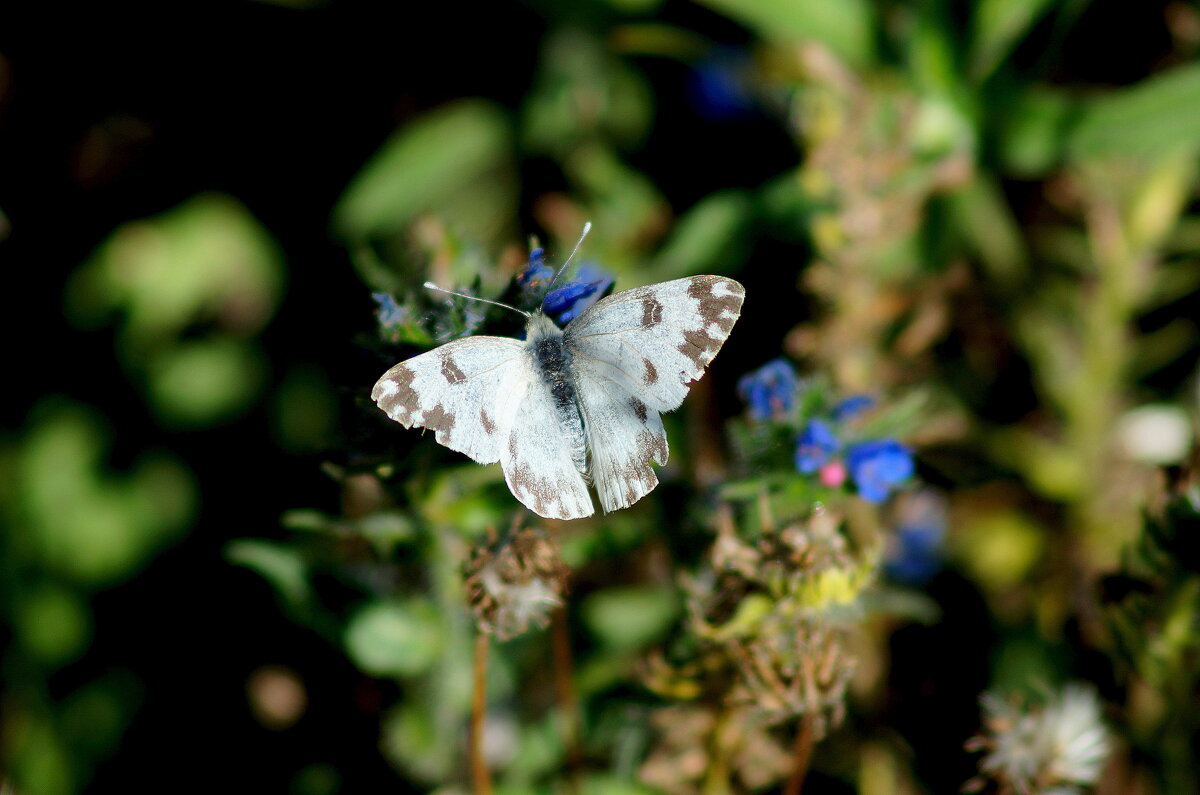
[795,419,840,474]
[687,49,756,122]
[884,490,946,584]
[541,262,614,324]
[517,247,555,305]
[832,395,875,422]
[845,439,914,503]
[738,359,799,421]
[372,292,406,328]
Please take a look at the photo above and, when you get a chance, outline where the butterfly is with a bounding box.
[372,272,745,520]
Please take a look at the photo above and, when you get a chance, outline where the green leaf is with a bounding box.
[145,337,265,428]
[66,194,283,347]
[947,174,1028,288]
[996,87,1076,176]
[694,0,876,67]
[332,100,515,243]
[343,600,443,678]
[226,539,310,608]
[17,403,194,585]
[14,583,91,665]
[581,585,680,651]
[649,190,752,281]
[1068,63,1200,161]
[969,0,1056,82]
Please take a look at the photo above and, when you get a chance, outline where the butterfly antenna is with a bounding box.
[549,221,592,288]
[423,282,530,318]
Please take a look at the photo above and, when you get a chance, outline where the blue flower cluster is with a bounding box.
[372,292,408,336]
[517,247,614,326]
[372,292,404,326]
[737,358,798,421]
[739,359,914,504]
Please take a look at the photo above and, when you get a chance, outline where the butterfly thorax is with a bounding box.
[527,313,589,477]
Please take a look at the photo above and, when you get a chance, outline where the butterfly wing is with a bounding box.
[372,334,594,520]
[571,360,669,512]
[497,353,594,520]
[372,335,526,465]
[565,275,745,512]
[565,275,745,412]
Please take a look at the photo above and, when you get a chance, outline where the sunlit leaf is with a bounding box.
[954,509,1044,590]
[694,0,876,67]
[226,539,310,609]
[997,87,1075,176]
[581,585,680,651]
[145,337,265,428]
[344,600,443,677]
[523,29,654,154]
[66,193,284,348]
[1068,63,1200,161]
[969,0,1057,82]
[650,190,752,281]
[332,100,516,244]
[16,403,195,585]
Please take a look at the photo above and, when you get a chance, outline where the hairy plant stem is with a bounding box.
[784,714,817,795]
[469,632,492,795]
[553,605,583,792]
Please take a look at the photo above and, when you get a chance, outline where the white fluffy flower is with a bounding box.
[971,683,1110,795]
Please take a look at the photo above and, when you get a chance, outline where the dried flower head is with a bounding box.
[638,704,793,794]
[464,527,570,640]
[728,615,854,734]
[965,683,1111,795]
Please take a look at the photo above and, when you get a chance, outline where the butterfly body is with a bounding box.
[526,312,588,476]
[373,275,745,519]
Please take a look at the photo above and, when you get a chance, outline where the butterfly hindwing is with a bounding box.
[564,275,745,414]
[371,335,526,465]
[498,354,594,520]
[572,359,669,513]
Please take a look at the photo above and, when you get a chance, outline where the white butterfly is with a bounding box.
[372,272,745,520]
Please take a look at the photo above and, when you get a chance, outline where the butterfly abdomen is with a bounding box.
[528,314,589,476]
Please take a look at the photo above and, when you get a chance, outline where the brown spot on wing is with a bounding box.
[373,364,421,425]
[440,354,466,384]
[641,296,664,327]
[676,277,745,369]
[687,276,743,334]
[480,408,496,435]
[422,402,456,432]
[678,328,724,369]
[642,357,658,385]
[630,397,648,422]
[509,460,577,518]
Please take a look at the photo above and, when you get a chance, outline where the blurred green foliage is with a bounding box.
[6,0,1200,793]
[66,194,283,427]
[248,0,1200,788]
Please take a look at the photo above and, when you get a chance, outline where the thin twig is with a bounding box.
[469,631,493,795]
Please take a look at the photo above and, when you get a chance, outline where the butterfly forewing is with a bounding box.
[564,276,745,413]
[372,335,526,465]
